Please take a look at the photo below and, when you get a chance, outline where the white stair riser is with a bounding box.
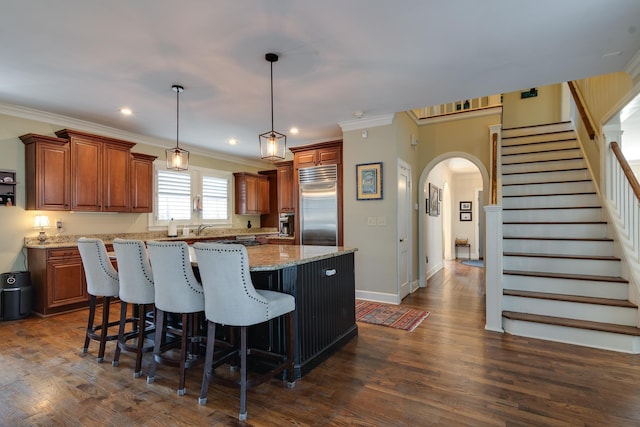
[504,256,620,277]
[502,140,578,155]
[502,169,590,185]
[502,158,586,174]
[503,295,637,326]
[503,238,613,256]
[503,274,628,299]
[503,149,581,165]
[503,223,607,239]
[503,207,602,222]
[502,181,595,197]
[502,319,640,354]
[502,124,573,139]
[503,194,599,209]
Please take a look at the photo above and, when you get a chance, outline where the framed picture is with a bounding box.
[356,162,383,200]
[426,198,429,214]
[429,183,439,217]
[438,188,442,201]
[460,201,472,211]
[460,212,472,221]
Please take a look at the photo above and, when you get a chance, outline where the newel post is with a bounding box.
[484,205,504,332]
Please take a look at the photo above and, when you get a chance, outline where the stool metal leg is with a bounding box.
[239,326,248,421]
[147,308,165,384]
[83,295,97,353]
[97,296,111,363]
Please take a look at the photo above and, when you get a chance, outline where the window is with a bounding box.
[150,161,231,228]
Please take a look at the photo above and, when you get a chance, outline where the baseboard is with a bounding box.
[355,290,399,305]
[426,261,443,280]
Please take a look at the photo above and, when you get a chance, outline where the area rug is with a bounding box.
[355,300,430,332]
[462,259,484,268]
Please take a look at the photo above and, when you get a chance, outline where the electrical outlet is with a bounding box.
[377,216,386,226]
[56,220,62,230]
[367,217,376,226]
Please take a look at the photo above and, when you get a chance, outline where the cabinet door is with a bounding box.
[234,173,270,215]
[130,153,156,213]
[277,164,294,213]
[47,257,88,308]
[258,177,270,214]
[318,146,341,165]
[103,143,131,212]
[38,142,70,210]
[295,150,316,168]
[71,137,102,211]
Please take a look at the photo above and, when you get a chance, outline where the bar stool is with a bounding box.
[193,242,296,421]
[111,238,156,377]
[77,237,120,363]
[146,240,206,396]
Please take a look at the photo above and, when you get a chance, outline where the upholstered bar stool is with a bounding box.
[111,238,156,377]
[77,237,120,363]
[146,240,206,396]
[193,243,296,421]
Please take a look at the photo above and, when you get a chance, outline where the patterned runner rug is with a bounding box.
[355,300,430,332]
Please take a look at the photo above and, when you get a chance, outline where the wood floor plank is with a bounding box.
[2,260,640,425]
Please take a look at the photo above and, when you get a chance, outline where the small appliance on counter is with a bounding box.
[279,213,294,237]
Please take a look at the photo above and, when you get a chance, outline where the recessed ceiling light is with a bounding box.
[120,107,132,116]
[228,138,238,145]
[290,127,299,135]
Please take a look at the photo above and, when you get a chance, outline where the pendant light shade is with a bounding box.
[166,84,189,170]
[259,53,287,161]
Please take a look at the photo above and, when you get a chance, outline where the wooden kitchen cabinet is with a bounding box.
[21,134,71,210]
[291,141,341,169]
[55,129,135,212]
[130,153,157,213]
[275,160,294,213]
[259,169,278,228]
[234,172,270,215]
[28,247,88,316]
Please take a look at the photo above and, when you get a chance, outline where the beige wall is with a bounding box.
[502,84,562,129]
[0,113,270,273]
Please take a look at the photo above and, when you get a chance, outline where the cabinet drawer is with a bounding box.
[47,247,80,259]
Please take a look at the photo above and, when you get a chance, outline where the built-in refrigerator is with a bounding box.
[299,164,338,246]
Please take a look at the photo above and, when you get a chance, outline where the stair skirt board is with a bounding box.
[502,140,578,155]
[502,169,591,185]
[502,159,586,174]
[503,256,620,277]
[502,149,583,164]
[502,181,595,197]
[503,223,607,239]
[503,238,613,256]
[502,317,640,354]
[502,295,637,326]
[503,274,629,300]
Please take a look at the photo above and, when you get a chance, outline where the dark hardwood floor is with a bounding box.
[3,260,640,426]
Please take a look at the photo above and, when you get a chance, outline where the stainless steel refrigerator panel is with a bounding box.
[299,181,338,246]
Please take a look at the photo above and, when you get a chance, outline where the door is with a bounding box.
[398,160,411,300]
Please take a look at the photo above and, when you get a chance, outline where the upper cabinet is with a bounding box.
[274,160,294,213]
[56,129,135,212]
[21,130,155,213]
[291,142,341,169]
[233,172,270,215]
[130,153,157,213]
[21,134,71,211]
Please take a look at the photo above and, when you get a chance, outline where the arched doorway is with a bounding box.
[418,152,489,287]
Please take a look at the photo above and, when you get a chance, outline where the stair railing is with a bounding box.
[567,81,596,140]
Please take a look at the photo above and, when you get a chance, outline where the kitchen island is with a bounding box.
[210,244,359,379]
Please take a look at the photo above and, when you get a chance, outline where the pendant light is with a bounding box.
[259,53,287,161]
[166,84,189,170]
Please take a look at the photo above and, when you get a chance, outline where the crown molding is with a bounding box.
[0,102,269,169]
[625,49,640,80]
[338,113,395,131]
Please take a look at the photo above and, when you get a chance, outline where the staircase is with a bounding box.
[499,122,640,353]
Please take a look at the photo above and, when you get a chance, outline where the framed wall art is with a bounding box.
[356,162,383,200]
[460,201,472,211]
[460,211,472,221]
[429,183,439,217]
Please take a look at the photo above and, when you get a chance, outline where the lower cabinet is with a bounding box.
[27,246,112,316]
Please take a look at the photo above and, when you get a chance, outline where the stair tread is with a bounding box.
[503,289,635,307]
[503,252,620,261]
[502,311,640,336]
[503,157,583,166]
[503,179,591,187]
[503,192,596,198]
[503,221,607,224]
[503,206,601,211]
[503,236,613,241]
[503,167,588,176]
[502,148,579,157]
[504,269,628,283]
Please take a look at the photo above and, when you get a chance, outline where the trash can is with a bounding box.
[0,271,33,320]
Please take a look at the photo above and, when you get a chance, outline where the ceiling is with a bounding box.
[2,1,640,162]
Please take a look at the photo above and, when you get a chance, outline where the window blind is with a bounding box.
[157,170,191,221]
[202,175,228,220]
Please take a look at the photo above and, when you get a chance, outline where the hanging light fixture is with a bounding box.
[166,84,189,170]
[259,53,286,161]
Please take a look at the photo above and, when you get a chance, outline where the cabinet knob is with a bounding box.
[324,268,337,277]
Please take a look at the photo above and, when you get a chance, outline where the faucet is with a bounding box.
[197,224,213,236]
